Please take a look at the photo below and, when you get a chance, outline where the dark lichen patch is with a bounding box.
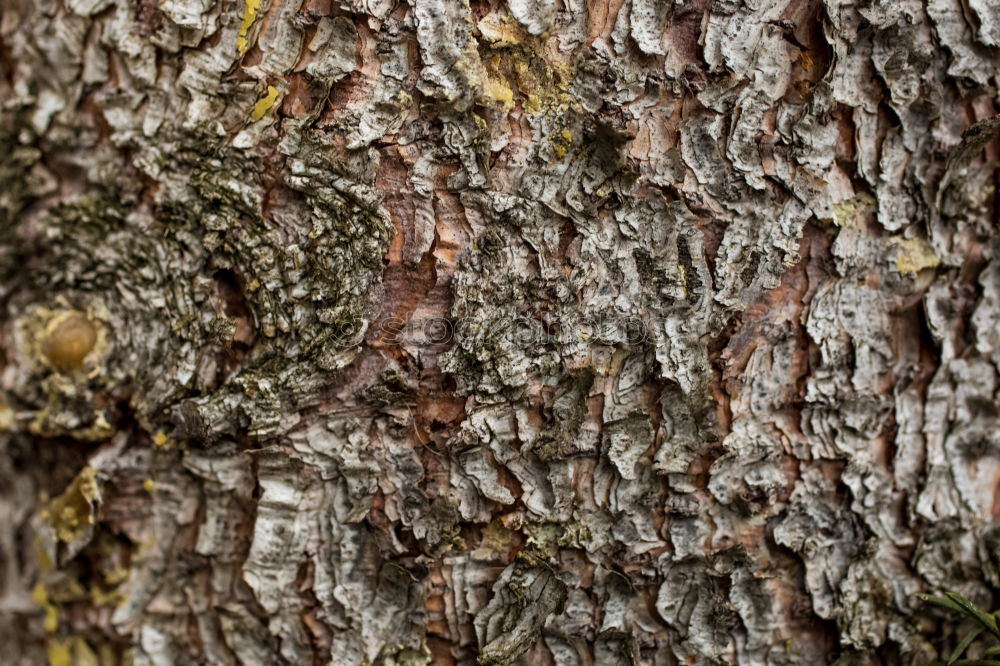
[1,118,392,444]
[359,369,418,407]
[0,125,51,230]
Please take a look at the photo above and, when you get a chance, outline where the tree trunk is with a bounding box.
[2,0,1000,663]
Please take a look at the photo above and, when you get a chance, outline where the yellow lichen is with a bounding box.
[46,637,98,666]
[595,347,627,377]
[32,583,59,633]
[893,237,940,275]
[483,75,514,111]
[250,85,280,121]
[236,0,261,55]
[104,568,129,586]
[31,406,113,441]
[47,640,71,666]
[142,478,155,493]
[477,12,526,47]
[42,467,101,544]
[830,193,876,227]
[551,128,572,158]
[29,411,114,442]
[36,537,54,570]
[152,431,170,448]
[89,580,124,607]
[475,11,577,116]
[0,402,13,431]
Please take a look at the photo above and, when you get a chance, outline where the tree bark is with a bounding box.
[2,0,1000,663]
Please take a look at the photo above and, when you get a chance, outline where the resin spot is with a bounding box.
[44,312,97,371]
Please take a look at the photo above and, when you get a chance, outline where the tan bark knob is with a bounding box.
[43,311,97,371]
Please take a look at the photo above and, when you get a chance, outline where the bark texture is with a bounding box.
[1,0,1000,663]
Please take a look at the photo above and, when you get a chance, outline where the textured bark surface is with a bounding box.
[2,0,1000,663]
